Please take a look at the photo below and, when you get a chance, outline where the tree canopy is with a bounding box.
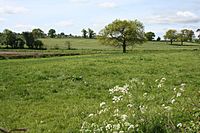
[98,19,145,53]
[164,29,177,44]
[48,29,56,38]
[145,32,155,41]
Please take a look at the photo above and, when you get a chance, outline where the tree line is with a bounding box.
[164,29,200,45]
[0,29,44,49]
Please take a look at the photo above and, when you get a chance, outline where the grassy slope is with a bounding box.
[0,50,200,132]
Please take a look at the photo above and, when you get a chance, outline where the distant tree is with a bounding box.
[157,37,161,41]
[98,19,145,53]
[32,28,45,39]
[2,29,17,48]
[164,29,177,44]
[23,32,35,48]
[81,29,88,38]
[177,29,195,45]
[48,29,56,38]
[197,29,200,39]
[88,28,96,39]
[60,32,65,38]
[145,32,155,41]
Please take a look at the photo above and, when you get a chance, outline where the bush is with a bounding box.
[34,40,44,49]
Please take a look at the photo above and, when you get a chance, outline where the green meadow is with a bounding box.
[0,40,200,132]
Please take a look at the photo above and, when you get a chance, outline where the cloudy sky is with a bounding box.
[0,0,200,38]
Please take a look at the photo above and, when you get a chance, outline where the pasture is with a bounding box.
[0,40,200,132]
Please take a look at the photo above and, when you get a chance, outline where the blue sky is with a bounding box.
[0,0,200,38]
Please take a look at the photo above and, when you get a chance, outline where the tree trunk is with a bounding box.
[170,39,173,45]
[122,40,126,53]
[181,41,183,45]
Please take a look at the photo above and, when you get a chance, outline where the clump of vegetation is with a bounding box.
[81,78,199,132]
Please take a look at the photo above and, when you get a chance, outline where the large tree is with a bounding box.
[88,28,96,39]
[145,32,155,41]
[98,19,145,53]
[164,29,177,44]
[32,28,45,39]
[48,29,56,38]
[81,29,88,38]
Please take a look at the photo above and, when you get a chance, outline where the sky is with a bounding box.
[0,0,200,38]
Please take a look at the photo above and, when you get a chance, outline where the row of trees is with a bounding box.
[164,29,197,45]
[0,29,44,49]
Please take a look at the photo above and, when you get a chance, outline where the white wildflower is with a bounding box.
[124,122,131,127]
[164,106,172,111]
[127,104,133,108]
[171,99,176,104]
[113,124,120,130]
[112,96,123,103]
[143,92,148,97]
[177,123,182,128]
[121,114,128,121]
[161,77,166,82]
[139,105,147,114]
[88,114,94,117]
[100,102,106,108]
[155,79,159,82]
[128,125,135,130]
[105,124,112,130]
[119,131,124,133]
[177,92,182,97]
[158,83,162,88]
[173,87,176,91]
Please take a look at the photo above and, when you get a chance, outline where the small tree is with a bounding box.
[157,37,161,41]
[98,19,145,53]
[164,29,177,44]
[81,29,88,38]
[48,29,56,38]
[145,32,155,41]
[88,28,96,39]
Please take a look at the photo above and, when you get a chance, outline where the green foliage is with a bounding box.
[145,32,155,41]
[32,28,45,39]
[48,29,56,38]
[164,29,177,44]
[34,40,44,49]
[98,19,145,53]
[22,32,35,48]
[82,29,88,38]
[88,28,96,39]
[2,29,17,48]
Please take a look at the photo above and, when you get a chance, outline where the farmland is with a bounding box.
[0,40,200,132]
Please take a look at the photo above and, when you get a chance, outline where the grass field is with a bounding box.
[0,40,200,132]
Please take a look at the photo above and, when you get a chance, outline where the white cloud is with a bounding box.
[145,11,200,24]
[0,6,28,14]
[98,2,117,8]
[14,24,37,32]
[55,20,73,27]
[0,17,5,22]
[69,0,90,3]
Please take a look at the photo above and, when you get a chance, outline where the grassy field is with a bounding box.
[0,39,200,132]
[0,42,200,132]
